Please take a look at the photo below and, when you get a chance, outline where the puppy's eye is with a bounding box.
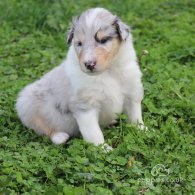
[76,41,83,47]
[100,38,108,44]
[99,36,112,44]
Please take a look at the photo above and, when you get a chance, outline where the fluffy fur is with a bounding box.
[16,8,144,147]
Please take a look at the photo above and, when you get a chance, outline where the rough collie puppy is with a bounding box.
[16,8,144,149]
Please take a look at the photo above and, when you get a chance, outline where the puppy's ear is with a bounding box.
[66,17,78,44]
[67,27,74,44]
[113,17,130,41]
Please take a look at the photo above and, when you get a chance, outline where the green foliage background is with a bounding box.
[0,0,194,194]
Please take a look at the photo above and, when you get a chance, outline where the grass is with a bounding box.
[0,0,194,194]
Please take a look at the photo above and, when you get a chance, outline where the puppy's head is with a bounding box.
[67,8,130,75]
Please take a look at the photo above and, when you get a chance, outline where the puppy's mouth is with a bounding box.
[80,63,105,76]
[84,69,103,76]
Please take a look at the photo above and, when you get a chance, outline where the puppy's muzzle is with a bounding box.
[84,61,96,71]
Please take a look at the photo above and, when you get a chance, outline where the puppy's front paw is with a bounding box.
[138,123,148,131]
[101,143,113,153]
[51,132,70,144]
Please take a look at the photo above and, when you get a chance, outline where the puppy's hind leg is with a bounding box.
[16,86,70,144]
[50,132,70,145]
[34,115,70,144]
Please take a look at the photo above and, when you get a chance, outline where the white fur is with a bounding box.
[16,8,144,147]
[85,8,105,28]
[51,132,70,144]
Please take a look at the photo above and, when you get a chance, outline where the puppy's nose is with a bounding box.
[84,61,96,71]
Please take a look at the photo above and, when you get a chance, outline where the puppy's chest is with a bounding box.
[73,74,125,124]
[99,81,124,125]
[94,76,124,125]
